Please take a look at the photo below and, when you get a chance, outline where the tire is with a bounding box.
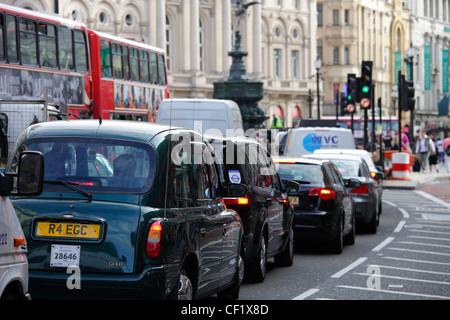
[344,212,355,245]
[177,268,194,300]
[218,254,244,300]
[274,226,294,266]
[367,208,378,234]
[247,232,267,283]
[329,216,343,254]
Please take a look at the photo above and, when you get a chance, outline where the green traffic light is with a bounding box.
[361,85,369,93]
[347,94,352,100]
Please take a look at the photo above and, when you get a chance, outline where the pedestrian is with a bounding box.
[271,113,283,129]
[401,126,411,152]
[415,129,436,173]
[437,137,444,164]
[383,130,393,150]
[443,134,450,173]
[428,133,439,173]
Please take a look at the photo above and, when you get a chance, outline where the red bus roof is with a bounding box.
[0,3,88,30]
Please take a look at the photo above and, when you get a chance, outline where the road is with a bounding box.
[238,177,450,300]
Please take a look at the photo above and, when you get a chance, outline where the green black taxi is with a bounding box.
[7,120,245,299]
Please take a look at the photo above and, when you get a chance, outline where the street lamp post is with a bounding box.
[315,58,322,119]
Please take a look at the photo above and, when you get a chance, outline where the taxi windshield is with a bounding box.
[19,137,156,194]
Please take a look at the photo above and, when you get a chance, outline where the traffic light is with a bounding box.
[347,73,358,104]
[400,75,415,111]
[341,92,349,115]
[360,61,372,100]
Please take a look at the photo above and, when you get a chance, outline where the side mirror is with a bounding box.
[374,171,385,180]
[345,178,361,189]
[282,179,300,193]
[17,151,44,196]
[225,183,248,197]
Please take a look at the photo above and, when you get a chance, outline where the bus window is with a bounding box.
[123,45,130,80]
[58,26,73,70]
[149,51,158,84]
[140,49,149,83]
[19,18,37,66]
[74,29,88,73]
[38,23,57,68]
[158,54,167,86]
[100,39,111,78]
[130,46,139,82]
[112,42,123,79]
[6,15,18,63]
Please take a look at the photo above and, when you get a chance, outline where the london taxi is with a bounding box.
[7,120,245,300]
[0,151,44,300]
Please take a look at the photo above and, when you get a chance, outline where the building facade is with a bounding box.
[410,0,450,138]
[3,0,449,134]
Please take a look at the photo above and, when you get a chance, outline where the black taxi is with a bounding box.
[7,120,245,299]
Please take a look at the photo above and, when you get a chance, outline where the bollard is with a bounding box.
[391,152,411,180]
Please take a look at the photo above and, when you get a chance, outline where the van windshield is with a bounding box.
[17,137,156,194]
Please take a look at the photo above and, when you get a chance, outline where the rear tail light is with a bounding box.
[351,185,369,195]
[223,195,251,206]
[308,188,336,200]
[370,172,377,178]
[146,221,162,259]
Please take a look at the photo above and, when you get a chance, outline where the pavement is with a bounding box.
[383,162,450,190]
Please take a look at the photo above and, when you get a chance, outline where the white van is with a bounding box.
[283,127,356,156]
[156,98,243,136]
[0,151,44,300]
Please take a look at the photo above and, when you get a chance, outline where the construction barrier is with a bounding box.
[391,152,411,180]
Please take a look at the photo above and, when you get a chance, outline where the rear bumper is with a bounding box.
[29,263,180,300]
[293,209,339,241]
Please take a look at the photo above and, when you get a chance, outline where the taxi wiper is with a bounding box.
[44,180,92,199]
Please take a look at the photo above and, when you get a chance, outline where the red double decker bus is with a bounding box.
[0,4,90,117]
[0,4,169,121]
[88,30,169,121]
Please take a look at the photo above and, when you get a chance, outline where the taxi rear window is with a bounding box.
[17,137,156,194]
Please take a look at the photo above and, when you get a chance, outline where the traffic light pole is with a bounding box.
[398,71,402,152]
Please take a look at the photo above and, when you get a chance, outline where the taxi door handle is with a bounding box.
[200,228,206,237]
[223,224,227,236]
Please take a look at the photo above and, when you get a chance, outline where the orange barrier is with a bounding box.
[391,152,411,180]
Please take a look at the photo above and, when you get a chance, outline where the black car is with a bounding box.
[306,153,382,233]
[209,136,298,282]
[9,120,246,300]
[274,156,360,254]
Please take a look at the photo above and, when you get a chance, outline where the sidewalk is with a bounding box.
[383,163,450,190]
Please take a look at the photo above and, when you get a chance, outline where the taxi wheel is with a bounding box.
[329,216,343,254]
[177,268,194,300]
[274,226,294,266]
[247,232,267,283]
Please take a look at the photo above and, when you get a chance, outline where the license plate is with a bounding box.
[288,196,299,205]
[36,221,101,239]
[50,244,80,268]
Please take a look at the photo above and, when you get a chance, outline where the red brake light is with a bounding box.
[223,196,250,206]
[351,185,369,195]
[370,172,376,178]
[146,221,162,259]
[308,188,336,200]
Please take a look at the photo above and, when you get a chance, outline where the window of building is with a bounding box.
[344,9,349,26]
[291,50,299,79]
[166,15,172,72]
[274,49,281,78]
[344,47,349,65]
[333,47,339,65]
[333,9,339,26]
[317,4,323,27]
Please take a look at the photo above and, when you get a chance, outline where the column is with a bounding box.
[222,0,231,74]
[253,1,262,79]
[156,0,166,50]
[190,0,200,73]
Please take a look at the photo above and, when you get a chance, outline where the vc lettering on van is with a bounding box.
[303,134,338,152]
